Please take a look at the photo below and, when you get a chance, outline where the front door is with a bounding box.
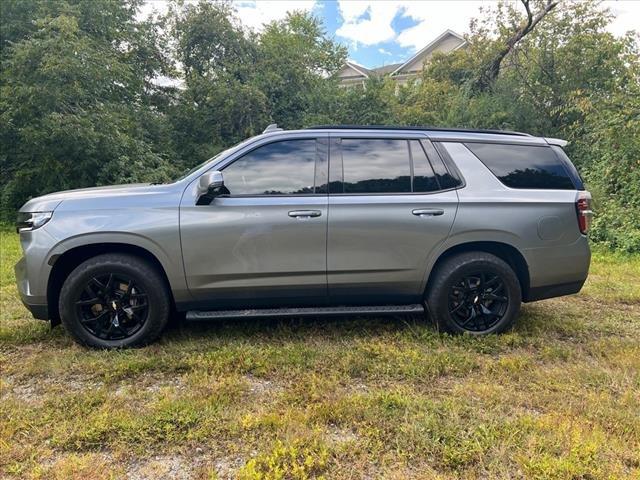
[327,135,458,304]
[180,136,329,308]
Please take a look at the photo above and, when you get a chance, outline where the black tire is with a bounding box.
[59,253,170,348]
[425,251,521,335]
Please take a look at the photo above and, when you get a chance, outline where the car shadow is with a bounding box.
[162,313,432,344]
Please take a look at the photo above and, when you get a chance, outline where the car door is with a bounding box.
[180,135,329,308]
[327,134,458,304]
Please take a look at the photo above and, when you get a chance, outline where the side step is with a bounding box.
[186,304,424,321]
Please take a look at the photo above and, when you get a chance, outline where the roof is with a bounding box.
[305,125,531,137]
[338,30,466,81]
[370,63,403,76]
[343,61,372,78]
[390,30,466,76]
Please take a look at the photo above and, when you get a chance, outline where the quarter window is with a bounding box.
[222,139,317,195]
[340,139,411,194]
[465,143,575,190]
[409,140,439,192]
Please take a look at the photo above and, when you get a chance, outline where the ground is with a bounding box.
[1,226,639,480]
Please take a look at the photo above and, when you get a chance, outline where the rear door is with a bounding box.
[327,133,458,303]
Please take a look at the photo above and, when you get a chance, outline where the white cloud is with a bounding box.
[335,0,638,52]
[605,0,640,37]
[378,48,393,56]
[335,0,489,49]
[138,1,318,31]
[395,1,488,50]
[336,2,399,45]
[234,1,317,32]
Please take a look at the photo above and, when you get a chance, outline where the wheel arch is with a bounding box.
[425,241,530,301]
[47,242,176,326]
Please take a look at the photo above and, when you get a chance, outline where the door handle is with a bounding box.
[412,208,444,217]
[288,210,322,218]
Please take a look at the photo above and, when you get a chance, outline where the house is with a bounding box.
[336,30,466,88]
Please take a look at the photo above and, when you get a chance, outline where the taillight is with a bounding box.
[575,192,593,235]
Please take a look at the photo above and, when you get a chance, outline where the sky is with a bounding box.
[140,0,640,69]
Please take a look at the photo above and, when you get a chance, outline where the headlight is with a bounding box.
[16,211,53,233]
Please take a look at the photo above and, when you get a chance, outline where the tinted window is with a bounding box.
[409,140,439,192]
[550,145,585,190]
[341,139,411,193]
[223,139,316,195]
[431,142,464,189]
[465,143,575,190]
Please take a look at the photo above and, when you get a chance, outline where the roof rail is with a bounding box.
[263,123,283,134]
[305,125,532,137]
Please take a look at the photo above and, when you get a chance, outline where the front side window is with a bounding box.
[465,142,575,190]
[340,139,411,194]
[222,139,317,195]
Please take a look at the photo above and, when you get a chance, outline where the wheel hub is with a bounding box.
[75,273,149,341]
[448,272,509,332]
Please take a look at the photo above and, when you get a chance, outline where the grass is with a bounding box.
[1,226,639,479]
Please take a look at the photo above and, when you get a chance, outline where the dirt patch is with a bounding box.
[244,373,283,396]
[1,373,104,405]
[326,424,358,446]
[127,455,196,480]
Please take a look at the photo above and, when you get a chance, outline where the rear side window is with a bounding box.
[465,143,575,190]
[341,139,411,193]
[409,140,439,192]
[550,145,585,190]
[429,141,464,189]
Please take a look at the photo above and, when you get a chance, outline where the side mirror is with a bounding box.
[196,170,226,205]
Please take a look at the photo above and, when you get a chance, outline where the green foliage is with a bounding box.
[238,439,330,480]
[0,0,177,217]
[0,0,638,250]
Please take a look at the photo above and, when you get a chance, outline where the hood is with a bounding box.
[19,183,160,212]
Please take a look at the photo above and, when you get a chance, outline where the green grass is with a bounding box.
[1,227,639,479]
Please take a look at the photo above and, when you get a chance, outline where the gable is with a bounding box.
[336,63,369,80]
[392,30,466,76]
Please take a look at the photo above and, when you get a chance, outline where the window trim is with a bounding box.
[218,137,327,198]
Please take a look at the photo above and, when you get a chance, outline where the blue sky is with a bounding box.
[317,1,422,67]
[141,0,640,70]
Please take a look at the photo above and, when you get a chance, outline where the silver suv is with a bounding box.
[15,125,592,348]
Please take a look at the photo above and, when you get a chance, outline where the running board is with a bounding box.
[186,304,424,321]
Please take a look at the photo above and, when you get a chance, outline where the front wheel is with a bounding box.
[59,253,170,348]
[426,251,522,335]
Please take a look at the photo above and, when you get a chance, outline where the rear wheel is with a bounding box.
[426,251,521,334]
[59,254,170,348]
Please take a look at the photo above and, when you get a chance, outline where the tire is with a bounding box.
[59,253,170,348]
[425,251,521,335]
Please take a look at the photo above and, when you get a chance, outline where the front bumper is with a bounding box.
[15,256,49,320]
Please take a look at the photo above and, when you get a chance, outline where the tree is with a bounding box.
[165,4,346,169]
[0,0,176,219]
[472,0,559,92]
[254,12,347,128]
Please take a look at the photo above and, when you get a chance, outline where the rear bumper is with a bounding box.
[523,235,590,302]
[525,280,585,302]
[15,256,49,320]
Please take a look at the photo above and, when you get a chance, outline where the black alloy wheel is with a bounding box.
[59,253,170,348]
[447,272,508,332]
[75,273,149,341]
[425,251,522,335]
